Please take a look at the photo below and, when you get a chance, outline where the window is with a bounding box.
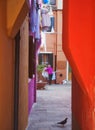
[38,53,53,67]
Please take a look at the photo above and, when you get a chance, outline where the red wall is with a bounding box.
[72,73,94,130]
[62,0,95,129]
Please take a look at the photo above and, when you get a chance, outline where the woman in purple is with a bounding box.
[45,64,53,85]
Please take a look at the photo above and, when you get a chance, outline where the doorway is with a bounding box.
[14,31,20,130]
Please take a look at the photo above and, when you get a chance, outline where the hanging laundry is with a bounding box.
[29,0,37,35]
[36,0,42,9]
[43,0,50,4]
[36,38,41,52]
[47,16,55,32]
[41,31,46,51]
[29,0,41,39]
[35,9,41,39]
[41,7,51,31]
[37,0,42,5]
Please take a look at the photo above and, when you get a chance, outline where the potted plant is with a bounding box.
[36,64,47,89]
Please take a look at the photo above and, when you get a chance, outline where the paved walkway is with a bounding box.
[26,82,71,130]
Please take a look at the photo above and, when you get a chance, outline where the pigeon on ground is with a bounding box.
[52,118,68,127]
[57,118,68,126]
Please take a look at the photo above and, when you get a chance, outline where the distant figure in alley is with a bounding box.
[45,64,53,85]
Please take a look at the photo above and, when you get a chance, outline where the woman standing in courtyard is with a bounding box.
[45,64,53,85]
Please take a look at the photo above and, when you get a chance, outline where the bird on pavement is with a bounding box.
[57,118,68,126]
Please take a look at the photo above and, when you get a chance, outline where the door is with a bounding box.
[14,31,20,130]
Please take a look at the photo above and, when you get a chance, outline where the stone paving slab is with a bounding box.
[26,83,71,130]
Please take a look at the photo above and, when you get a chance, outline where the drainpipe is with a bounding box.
[66,60,69,81]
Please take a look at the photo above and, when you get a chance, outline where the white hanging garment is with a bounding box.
[41,31,47,51]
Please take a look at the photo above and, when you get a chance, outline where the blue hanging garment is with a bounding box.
[43,0,49,4]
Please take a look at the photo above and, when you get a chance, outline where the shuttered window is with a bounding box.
[38,53,53,67]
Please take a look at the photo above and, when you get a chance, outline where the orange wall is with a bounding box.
[7,0,29,37]
[0,1,14,129]
[18,16,29,130]
[63,0,95,129]
[0,1,29,130]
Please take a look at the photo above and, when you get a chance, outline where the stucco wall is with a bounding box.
[72,73,94,130]
[19,16,29,130]
[63,0,95,129]
[0,1,29,130]
[0,1,14,129]
[46,33,57,54]
[7,0,29,37]
[56,10,67,83]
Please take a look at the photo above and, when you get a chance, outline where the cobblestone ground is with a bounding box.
[26,83,72,130]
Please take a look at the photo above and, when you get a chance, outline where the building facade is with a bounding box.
[38,1,70,84]
[0,1,29,130]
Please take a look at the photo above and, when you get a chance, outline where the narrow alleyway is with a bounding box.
[26,83,71,130]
